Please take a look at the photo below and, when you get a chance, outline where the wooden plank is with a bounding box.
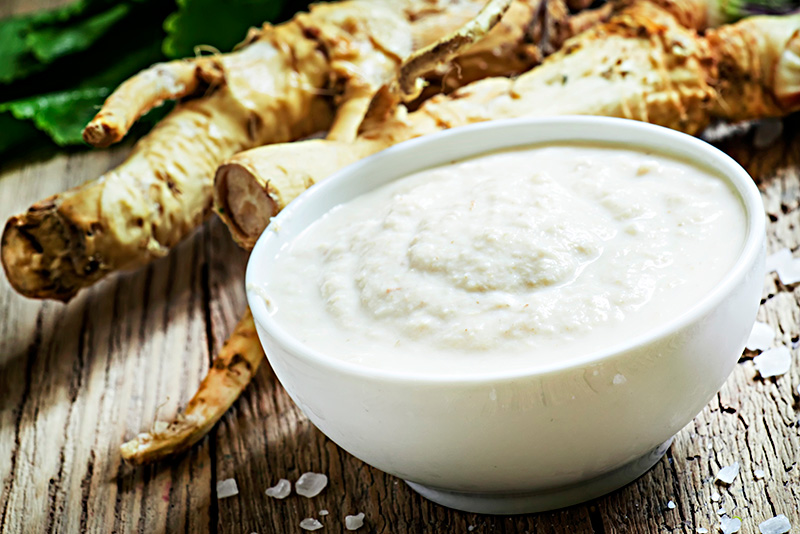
[0,148,214,533]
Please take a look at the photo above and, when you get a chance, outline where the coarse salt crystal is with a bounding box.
[753,346,792,378]
[152,420,169,434]
[345,512,365,531]
[718,508,727,515]
[668,500,676,509]
[746,322,775,351]
[711,492,721,502]
[777,260,800,284]
[758,514,791,534]
[296,472,328,498]
[716,463,740,485]
[766,249,791,273]
[300,518,323,531]
[319,510,329,516]
[613,374,627,385]
[766,248,800,285]
[216,478,239,499]
[265,478,291,499]
[720,515,742,534]
[697,529,709,533]
[754,469,765,480]
[468,527,475,532]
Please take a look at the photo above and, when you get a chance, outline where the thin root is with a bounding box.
[120,309,264,464]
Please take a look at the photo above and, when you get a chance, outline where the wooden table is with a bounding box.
[2,4,800,532]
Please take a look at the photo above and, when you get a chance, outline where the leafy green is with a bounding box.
[1,87,110,146]
[0,17,46,84]
[719,0,799,20]
[27,3,131,64]
[162,0,282,59]
[0,37,164,155]
[0,109,42,155]
[0,0,160,85]
[0,0,103,83]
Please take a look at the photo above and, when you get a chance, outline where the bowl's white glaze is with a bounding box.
[246,117,766,514]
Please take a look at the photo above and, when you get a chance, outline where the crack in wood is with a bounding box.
[0,307,42,530]
[79,450,97,532]
[588,505,606,534]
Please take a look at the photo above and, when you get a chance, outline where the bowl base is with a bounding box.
[405,437,673,515]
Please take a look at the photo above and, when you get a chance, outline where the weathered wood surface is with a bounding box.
[1,5,799,533]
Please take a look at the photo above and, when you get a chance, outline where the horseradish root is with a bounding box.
[215,1,800,249]
[4,0,554,302]
[120,310,263,464]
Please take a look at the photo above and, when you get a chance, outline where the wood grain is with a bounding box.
[1,3,799,531]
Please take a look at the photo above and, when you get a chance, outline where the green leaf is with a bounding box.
[162,0,283,59]
[0,18,44,84]
[1,86,110,146]
[26,3,131,64]
[718,0,800,20]
[0,38,165,155]
[0,0,103,84]
[0,108,42,156]
[0,0,150,84]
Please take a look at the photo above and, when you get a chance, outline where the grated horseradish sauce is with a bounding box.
[264,144,746,375]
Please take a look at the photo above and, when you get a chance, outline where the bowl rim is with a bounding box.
[246,116,765,384]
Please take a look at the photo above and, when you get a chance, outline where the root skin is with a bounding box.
[82,60,208,147]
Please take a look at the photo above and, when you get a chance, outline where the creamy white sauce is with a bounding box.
[264,144,746,375]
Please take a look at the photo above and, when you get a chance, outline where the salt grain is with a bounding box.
[296,472,328,498]
[265,478,291,499]
[720,515,742,534]
[718,508,727,515]
[758,514,791,534]
[300,518,323,531]
[697,529,709,533]
[667,500,676,509]
[152,420,169,434]
[345,512,365,531]
[766,249,791,273]
[613,374,627,385]
[765,248,800,285]
[711,492,721,502]
[753,346,792,378]
[319,510,329,516]
[746,322,775,351]
[716,463,740,485]
[754,469,765,480]
[216,478,239,499]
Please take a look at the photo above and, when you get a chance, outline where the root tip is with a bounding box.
[82,119,121,148]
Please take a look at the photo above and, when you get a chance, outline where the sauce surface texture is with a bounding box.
[263,144,746,375]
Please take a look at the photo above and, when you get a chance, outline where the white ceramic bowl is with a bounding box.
[246,117,766,514]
